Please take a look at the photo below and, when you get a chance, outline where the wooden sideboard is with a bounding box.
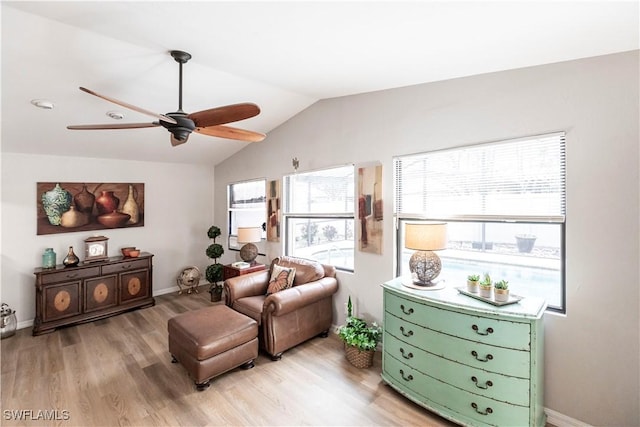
[33,253,154,335]
[381,277,546,427]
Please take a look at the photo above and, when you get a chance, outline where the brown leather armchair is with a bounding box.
[224,256,338,360]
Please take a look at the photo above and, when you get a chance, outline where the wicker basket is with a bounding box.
[345,344,374,368]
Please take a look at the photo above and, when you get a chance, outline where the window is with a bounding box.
[394,132,566,312]
[284,165,355,270]
[227,179,266,252]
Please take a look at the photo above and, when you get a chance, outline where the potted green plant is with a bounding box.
[494,279,510,302]
[466,274,480,293]
[205,225,225,302]
[337,296,382,368]
[479,273,493,298]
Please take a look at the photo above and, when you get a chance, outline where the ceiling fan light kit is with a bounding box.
[67,50,265,145]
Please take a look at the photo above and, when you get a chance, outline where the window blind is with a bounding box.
[285,165,354,214]
[394,132,566,222]
[229,180,266,208]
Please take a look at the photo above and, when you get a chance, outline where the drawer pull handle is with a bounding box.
[471,376,493,389]
[121,264,132,270]
[400,304,414,315]
[65,273,78,278]
[399,369,413,382]
[472,324,494,335]
[399,326,413,337]
[399,348,413,359]
[471,350,493,362]
[471,402,493,416]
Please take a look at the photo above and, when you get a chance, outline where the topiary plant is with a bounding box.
[206,225,225,301]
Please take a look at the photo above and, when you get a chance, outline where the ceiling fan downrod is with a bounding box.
[170,50,191,113]
[164,50,195,141]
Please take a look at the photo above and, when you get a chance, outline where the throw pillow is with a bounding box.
[266,264,296,295]
[273,256,325,285]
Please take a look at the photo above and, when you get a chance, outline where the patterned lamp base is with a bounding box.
[409,250,442,286]
[239,243,258,264]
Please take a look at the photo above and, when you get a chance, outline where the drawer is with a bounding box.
[383,332,530,406]
[102,259,149,275]
[383,354,530,427]
[384,312,531,378]
[40,266,101,285]
[385,291,530,350]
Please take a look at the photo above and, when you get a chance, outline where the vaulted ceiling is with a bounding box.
[2,1,638,165]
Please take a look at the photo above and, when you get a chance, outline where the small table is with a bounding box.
[223,263,266,280]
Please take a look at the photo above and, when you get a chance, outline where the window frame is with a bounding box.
[394,132,566,313]
[283,164,356,272]
[227,178,267,255]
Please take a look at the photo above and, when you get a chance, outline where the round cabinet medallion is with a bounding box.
[54,290,71,312]
[93,283,109,303]
[127,277,141,296]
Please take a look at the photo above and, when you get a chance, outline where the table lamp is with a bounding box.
[237,227,262,265]
[405,222,447,286]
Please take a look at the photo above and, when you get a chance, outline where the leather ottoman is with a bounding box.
[168,304,258,391]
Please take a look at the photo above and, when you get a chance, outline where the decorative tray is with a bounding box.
[455,287,523,306]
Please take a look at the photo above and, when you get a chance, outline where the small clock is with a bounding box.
[84,236,109,263]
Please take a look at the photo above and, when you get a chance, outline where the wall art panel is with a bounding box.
[37,182,144,235]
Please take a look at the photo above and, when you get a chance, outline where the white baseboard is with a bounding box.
[545,408,591,427]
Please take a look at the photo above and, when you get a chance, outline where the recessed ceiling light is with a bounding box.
[31,99,54,110]
[106,111,124,120]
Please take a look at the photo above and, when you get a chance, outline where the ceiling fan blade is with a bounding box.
[78,87,177,124]
[67,122,160,130]
[195,125,266,142]
[170,134,189,147]
[188,103,260,128]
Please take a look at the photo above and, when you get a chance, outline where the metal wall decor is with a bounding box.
[37,182,144,235]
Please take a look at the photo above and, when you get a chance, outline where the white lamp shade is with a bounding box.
[237,227,262,243]
[405,222,447,251]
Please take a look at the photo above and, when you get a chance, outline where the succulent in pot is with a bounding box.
[466,274,480,293]
[494,279,510,302]
[479,273,493,298]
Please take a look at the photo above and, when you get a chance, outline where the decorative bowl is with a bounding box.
[97,211,131,228]
[121,247,136,257]
[128,249,141,258]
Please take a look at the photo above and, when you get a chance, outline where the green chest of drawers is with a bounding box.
[381,278,546,427]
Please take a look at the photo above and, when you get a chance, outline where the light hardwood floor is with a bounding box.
[1,287,458,427]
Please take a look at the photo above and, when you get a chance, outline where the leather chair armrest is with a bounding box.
[264,277,338,316]
[224,270,270,306]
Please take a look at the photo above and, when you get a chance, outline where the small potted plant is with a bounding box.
[205,225,225,302]
[479,273,493,298]
[466,274,480,293]
[494,279,510,302]
[337,297,382,369]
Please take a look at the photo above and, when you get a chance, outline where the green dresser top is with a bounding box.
[382,276,547,320]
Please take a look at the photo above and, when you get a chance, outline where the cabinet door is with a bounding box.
[84,275,118,313]
[119,269,150,303]
[43,281,81,322]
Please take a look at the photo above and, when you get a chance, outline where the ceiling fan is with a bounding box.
[67,50,266,146]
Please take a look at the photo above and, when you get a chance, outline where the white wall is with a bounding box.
[1,153,214,327]
[214,51,639,426]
